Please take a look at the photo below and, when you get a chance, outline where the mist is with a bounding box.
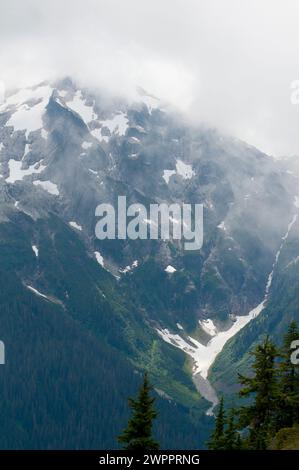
[1,0,299,156]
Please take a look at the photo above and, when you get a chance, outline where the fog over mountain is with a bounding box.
[0,76,299,447]
[0,0,299,452]
[1,0,299,156]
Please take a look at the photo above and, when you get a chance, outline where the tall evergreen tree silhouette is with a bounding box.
[207,396,226,449]
[118,373,159,450]
[238,336,277,449]
[223,408,240,449]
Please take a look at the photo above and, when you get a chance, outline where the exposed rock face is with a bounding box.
[1,78,299,447]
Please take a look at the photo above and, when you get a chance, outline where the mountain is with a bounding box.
[210,172,299,398]
[0,78,298,448]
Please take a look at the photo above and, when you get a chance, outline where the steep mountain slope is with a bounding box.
[0,78,298,447]
[0,208,209,449]
[210,196,299,398]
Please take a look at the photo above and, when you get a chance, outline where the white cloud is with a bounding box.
[1,0,299,156]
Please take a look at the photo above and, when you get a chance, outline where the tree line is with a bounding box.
[208,320,299,450]
[118,321,299,450]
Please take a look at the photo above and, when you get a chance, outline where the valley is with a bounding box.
[0,78,299,447]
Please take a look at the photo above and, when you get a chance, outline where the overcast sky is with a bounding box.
[1,0,299,157]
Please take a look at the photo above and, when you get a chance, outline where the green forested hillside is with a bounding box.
[0,211,211,448]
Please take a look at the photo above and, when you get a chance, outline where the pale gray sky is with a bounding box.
[1,0,299,156]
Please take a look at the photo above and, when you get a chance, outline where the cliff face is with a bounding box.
[0,78,298,447]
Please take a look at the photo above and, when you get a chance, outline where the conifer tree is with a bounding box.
[238,336,277,449]
[118,373,159,450]
[207,396,226,450]
[223,408,239,449]
[234,432,242,450]
[275,320,299,429]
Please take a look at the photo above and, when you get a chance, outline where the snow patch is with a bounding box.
[33,180,59,196]
[100,112,129,137]
[157,301,264,380]
[66,91,95,125]
[157,212,298,413]
[162,160,194,184]
[4,85,52,137]
[176,160,195,179]
[32,245,39,257]
[162,169,176,184]
[129,136,140,143]
[69,221,82,231]
[165,265,176,274]
[94,251,104,267]
[6,159,46,183]
[2,85,52,110]
[119,260,139,274]
[91,128,110,143]
[26,285,50,300]
[23,143,30,157]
